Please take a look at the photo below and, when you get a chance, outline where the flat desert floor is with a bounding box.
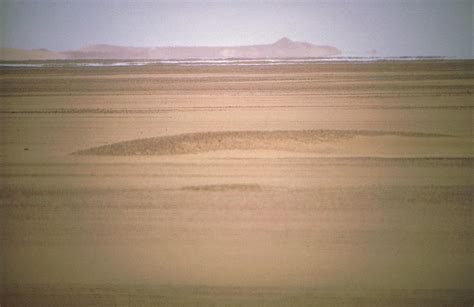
[0,61,473,306]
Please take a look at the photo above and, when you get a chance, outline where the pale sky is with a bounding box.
[1,0,472,57]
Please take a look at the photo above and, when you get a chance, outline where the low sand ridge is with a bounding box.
[73,129,455,157]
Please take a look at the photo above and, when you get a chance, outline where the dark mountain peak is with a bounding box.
[274,37,294,46]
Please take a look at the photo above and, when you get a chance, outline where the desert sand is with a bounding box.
[0,60,473,306]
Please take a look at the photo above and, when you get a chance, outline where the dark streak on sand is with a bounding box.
[1,105,473,114]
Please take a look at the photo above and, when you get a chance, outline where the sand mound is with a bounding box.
[73,130,451,156]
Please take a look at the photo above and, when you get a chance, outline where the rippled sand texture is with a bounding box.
[1,61,473,306]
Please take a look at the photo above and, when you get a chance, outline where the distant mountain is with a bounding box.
[1,38,341,60]
[0,48,68,61]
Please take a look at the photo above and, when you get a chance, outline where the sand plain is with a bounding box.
[0,60,473,306]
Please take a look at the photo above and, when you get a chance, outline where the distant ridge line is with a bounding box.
[0,37,341,61]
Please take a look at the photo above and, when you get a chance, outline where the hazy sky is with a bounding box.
[1,0,472,57]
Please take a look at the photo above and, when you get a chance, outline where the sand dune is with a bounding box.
[73,129,458,157]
